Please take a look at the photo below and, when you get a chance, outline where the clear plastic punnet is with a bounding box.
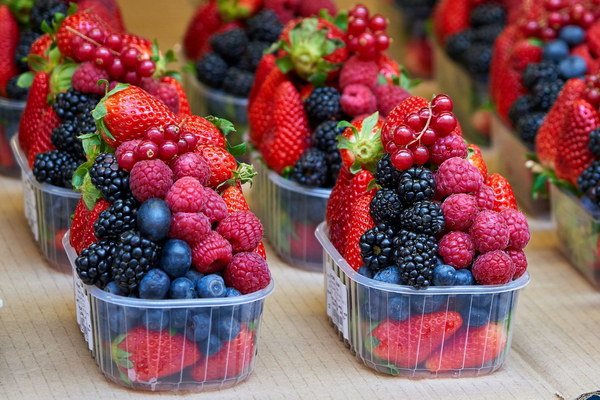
[0,96,26,177]
[64,234,274,392]
[315,222,530,378]
[11,135,80,272]
[252,158,331,271]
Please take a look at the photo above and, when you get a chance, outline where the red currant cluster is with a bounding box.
[117,124,199,170]
[346,4,391,61]
[382,94,457,170]
[584,74,600,106]
[520,0,598,39]
[71,28,156,85]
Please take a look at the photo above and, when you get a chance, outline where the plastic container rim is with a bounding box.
[63,231,275,308]
[186,70,249,107]
[0,95,26,110]
[255,155,332,198]
[551,183,600,219]
[315,221,530,295]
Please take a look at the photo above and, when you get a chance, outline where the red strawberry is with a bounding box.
[184,1,222,60]
[27,33,52,71]
[27,108,60,167]
[196,145,237,188]
[248,53,276,104]
[113,327,201,383]
[509,39,542,71]
[217,0,263,20]
[425,322,506,372]
[381,96,429,146]
[555,99,600,185]
[253,241,267,260]
[466,144,487,179]
[119,33,153,57]
[260,81,311,173]
[376,52,401,83]
[160,76,191,116]
[586,19,600,58]
[343,192,375,270]
[490,26,521,123]
[78,0,125,32]
[190,327,254,381]
[221,184,250,213]
[70,198,110,254]
[338,112,384,174]
[0,5,19,97]
[18,72,50,157]
[535,78,586,168]
[433,0,470,45]
[56,12,112,59]
[182,115,226,148]
[248,67,287,147]
[485,173,518,212]
[327,166,353,251]
[370,312,463,368]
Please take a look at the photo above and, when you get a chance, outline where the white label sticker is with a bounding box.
[326,259,349,341]
[23,177,38,242]
[73,274,93,351]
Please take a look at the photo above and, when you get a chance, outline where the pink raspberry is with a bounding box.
[340,84,377,117]
[438,231,475,269]
[129,159,174,202]
[374,84,410,117]
[224,252,271,294]
[264,0,300,23]
[506,249,527,279]
[201,187,229,223]
[429,134,468,166]
[170,152,210,185]
[500,209,530,250]
[165,177,207,213]
[472,250,516,285]
[435,157,483,197]
[116,140,141,159]
[192,231,232,274]
[217,211,263,252]
[298,0,336,17]
[470,210,510,252]
[441,194,479,231]
[72,62,109,95]
[169,212,211,245]
[474,184,495,210]
[339,55,379,90]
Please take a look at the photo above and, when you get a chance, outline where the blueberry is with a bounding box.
[432,264,456,286]
[190,312,212,342]
[360,288,388,321]
[198,334,223,357]
[543,39,569,62]
[410,295,446,314]
[454,269,474,285]
[185,270,205,286]
[161,239,192,278]
[137,198,171,241]
[107,308,127,333]
[558,55,587,79]
[170,308,191,330]
[104,281,128,296]
[358,265,373,278]
[225,287,241,297]
[559,25,585,46]
[138,268,171,299]
[142,309,170,331]
[373,266,401,285]
[456,293,493,310]
[490,292,513,322]
[237,302,262,323]
[214,316,241,341]
[197,274,226,298]
[387,296,410,321]
[461,306,490,327]
[169,277,196,299]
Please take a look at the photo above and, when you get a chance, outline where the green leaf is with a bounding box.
[72,160,92,190]
[331,11,348,31]
[183,60,196,74]
[40,20,52,34]
[81,174,102,210]
[367,179,380,192]
[164,49,177,64]
[377,73,388,86]
[117,369,132,385]
[363,333,380,354]
[361,112,379,138]
[276,57,294,74]
[281,166,293,179]
[308,71,327,87]
[528,37,544,47]
[398,66,422,91]
[227,142,246,157]
[91,102,107,121]
[205,115,236,137]
[67,2,77,16]
[26,54,47,72]
[16,71,34,88]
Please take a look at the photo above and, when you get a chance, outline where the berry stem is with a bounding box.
[407,103,433,147]
[66,27,121,57]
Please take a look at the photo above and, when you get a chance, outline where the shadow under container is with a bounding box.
[550,184,600,288]
[11,135,80,272]
[0,96,26,177]
[252,159,331,272]
[315,222,530,378]
[64,235,274,392]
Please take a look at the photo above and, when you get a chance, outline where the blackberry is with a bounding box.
[588,127,600,157]
[399,200,445,236]
[375,153,401,189]
[75,239,117,288]
[472,24,504,44]
[52,88,99,122]
[247,9,283,42]
[508,95,533,126]
[516,112,545,145]
[469,3,506,27]
[51,120,89,160]
[393,230,438,288]
[396,166,435,205]
[578,160,600,194]
[30,0,68,33]
[370,188,404,226]
[5,76,28,100]
[304,87,342,126]
[445,30,473,62]
[196,52,228,88]
[111,231,159,291]
[32,150,79,187]
[522,61,559,91]
[239,41,271,72]
[360,224,396,271]
[15,29,40,72]
[94,197,140,239]
[90,153,131,203]
[464,43,492,75]
[222,67,254,96]
[327,154,342,186]
[210,28,248,64]
[290,148,329,187]
[531,80,564,111]
[312,120,344,184]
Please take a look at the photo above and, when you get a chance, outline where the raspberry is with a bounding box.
[472,250,516,285]
[374,84,410,118]
[170,152,210,185]
[438,231,475,269]
[506,249,527,279]
[150,82,179,114]
[429,134,468,166]
[201,187,229,223]
[216,211,263,252]
[71,62,109,95]
[339,55,379,90]
[441,194,479,231]
[470,210,510,252]
[340,84,377,117]
[224,252,271,294]
[169,212,211,245]
[500,209,530,250]
[129,159,174,202]
[435,157,483,197]
[474,184,495,210]
[191,231,233,274]
[165,177,207,213]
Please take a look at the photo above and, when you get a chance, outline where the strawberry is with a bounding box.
[56,12,112,59]
[183,0,223,60]
[376,52,401,84]
[425,322,507,372]
[555,99,600,185]
[343,192,375,270]
[221,184,250,213]
[28,34,52,70]
[196,145,237,188]
[160,76,191,116]
[369,312,463,368]
[586,19,600,58]
[467,144,487,179]
[0,5,19,97]
[95,85,178,148]
[248,67,287,147]
[490,26,521,123]
[78,0,125,32]
[326,166,353,251]
[112,327,201,383]
[18,72,50,157]
[485,173,518,212]
[535,78,586,168]
[433,0,470,45]
[217,0,263,20]
[190,327,254,381]
[260,81,311,173]
[381,96,428,147]
[248,53,276,104]
[70,198,110,254]
[253,241,267,260]
[119,33,153,57]
[27,107,60,167]
[509,39,542,72]
[338,112,384,174]
[182,115,226,148]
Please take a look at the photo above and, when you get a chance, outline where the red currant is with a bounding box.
[431,94,453,113]
[548,12,564,29]
[94,46,113,67]
[145,127,164,143]
[521,20,539,37]
[540,26,557,40]
[137,60,156,77]
[392,125,414,146]
[433,112,457,136]
[164,124,180,141]
[122,47,141,68]
[181,132,199,149]
[421,128,437,146]
[87,28,106,44]
[107,58,125,79]
[70,35,83,49]
[105,34,122,52]
[391,149,414,170]
[412,145,429,165]
[75,42,94,62]
[136,140,159,160]
[177,139,189,154]
[406,113,424,131]
[347,35,359,52]
[581,11,595,28]
[123,70,140,85]
[350,4,369,20]
[586,87,600,106]
[348,17,368,36]
[570,4,585,22]
[357,32,376,60]
[544,0,563,11]
[385,141,398,154]
[159,141,179,161]
[374,33,390,52]
[369,14,387,32]
[418,107,431,121]
[117,150,136,170]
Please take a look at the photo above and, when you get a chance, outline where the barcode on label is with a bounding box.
[73,274,93,351]
[23,178,39,242]
[326,259,349,341]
